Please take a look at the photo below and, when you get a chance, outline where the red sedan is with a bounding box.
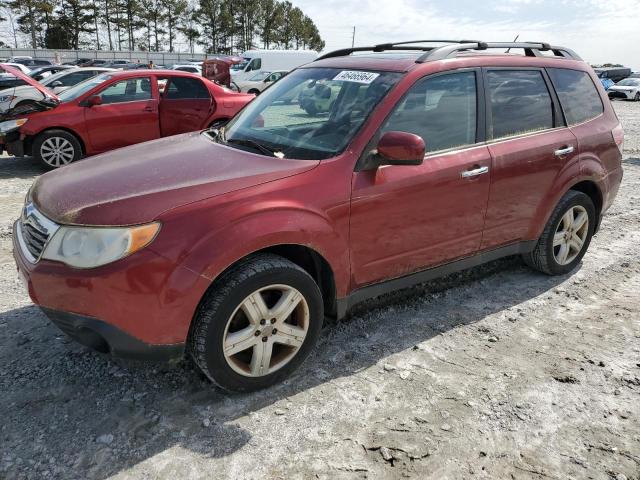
[0,66,254,168]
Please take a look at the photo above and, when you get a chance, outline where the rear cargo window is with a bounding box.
[487,70,554,140]
[547,68,604,125]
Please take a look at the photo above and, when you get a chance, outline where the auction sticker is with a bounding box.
[333,70,380,84]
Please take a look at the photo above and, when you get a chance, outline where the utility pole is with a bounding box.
[352,26,355,48]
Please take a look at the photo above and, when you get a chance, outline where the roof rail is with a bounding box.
[417,42,582,62]
[315,40,582,63]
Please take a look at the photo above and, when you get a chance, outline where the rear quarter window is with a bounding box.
[547,68,603,125]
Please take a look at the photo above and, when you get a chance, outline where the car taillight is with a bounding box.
[612,124,624,154]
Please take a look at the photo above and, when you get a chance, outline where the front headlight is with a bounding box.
[0,95,16,103]
[42,222,160,268]
[0,118,27,133]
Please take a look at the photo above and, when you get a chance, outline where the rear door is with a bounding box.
[83,76,160,152]
[480,68,579,249]
[159,76,213,136]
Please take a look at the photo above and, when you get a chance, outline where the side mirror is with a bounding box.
[50,80,63,88]
[86,95,103,107]
[376,131,425,166]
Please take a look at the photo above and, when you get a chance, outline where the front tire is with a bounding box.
[189,254,323,392]
[523,190,595,275]
[32,129,82,169]
[634,92,640,102]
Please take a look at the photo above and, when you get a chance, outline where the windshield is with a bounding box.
[617,78,640,86]
[231,58,250,71]
[57,73,113,102]
[249,71,270,81]
[218,67,402,160]
[41,69,74,86]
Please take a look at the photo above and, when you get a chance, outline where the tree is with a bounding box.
[164,0,186,52]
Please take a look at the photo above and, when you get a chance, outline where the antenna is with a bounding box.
[506,35,520,53]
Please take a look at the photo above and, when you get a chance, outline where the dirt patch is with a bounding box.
[1,103,639,480]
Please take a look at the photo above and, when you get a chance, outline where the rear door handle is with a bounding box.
[461,166,489,178]
[554,146,575,157]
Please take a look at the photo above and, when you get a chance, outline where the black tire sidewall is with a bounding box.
[33,130,82,170]
[543,192,596,275]
[199,266,323,392]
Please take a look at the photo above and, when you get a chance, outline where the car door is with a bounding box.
[83,76,160,152]
[480,68,579,249]
[159,76,213,136]
[349,70,492,287]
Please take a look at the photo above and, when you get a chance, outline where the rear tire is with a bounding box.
[189,254,323,392]
[523,190,595,275]
[32,129,82,170]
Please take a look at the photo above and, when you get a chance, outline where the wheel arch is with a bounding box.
[569,180,603,228]
[27,126,86,157]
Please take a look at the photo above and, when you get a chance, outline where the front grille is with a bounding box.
[17,203,59,263]
[21,220,50,259]
[608,91,628,99]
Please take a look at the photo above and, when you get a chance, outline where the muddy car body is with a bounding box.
[13,41,623,392]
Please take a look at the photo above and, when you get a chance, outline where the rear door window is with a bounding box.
[547,68,603,125]
[164,77,210,99]
[487,70,554,140]
[382,71,478,153]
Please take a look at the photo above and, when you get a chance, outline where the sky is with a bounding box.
[291,0,640,69]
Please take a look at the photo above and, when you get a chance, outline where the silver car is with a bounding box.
[0,67,115,112]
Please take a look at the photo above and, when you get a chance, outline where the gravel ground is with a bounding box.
[1,102,639,480]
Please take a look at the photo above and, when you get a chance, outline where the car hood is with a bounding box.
[32,132,319,226]
[0,64,59,100]
[610,85,636,91]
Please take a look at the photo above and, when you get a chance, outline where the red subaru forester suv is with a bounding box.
[13,41,623,391]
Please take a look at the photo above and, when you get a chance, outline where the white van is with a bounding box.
[230,50,318,84]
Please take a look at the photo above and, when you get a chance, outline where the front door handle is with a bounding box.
[554,146,575,157]
[461,165,489,179]
[143,105,154,112]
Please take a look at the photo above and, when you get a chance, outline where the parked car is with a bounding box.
[101,60,130,68]
[0,67,115,113]
[230,49,317,84]
[12,58,53,67]
[28,65,76,81]
[171,64,202,74]
[599,77,615,91]
[82,59,108,67]
[594,67,632,83]
[63,58,93,66]
[235,70,287,94]
[608,77,640,101]
[0,66,254,168]
[11,41,623,392]
[0,63,32,91]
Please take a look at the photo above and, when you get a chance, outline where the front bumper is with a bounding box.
[42,308,184,361]
[13,219,211,359]
[608,90,634,100]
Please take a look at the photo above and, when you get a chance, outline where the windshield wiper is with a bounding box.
[225,137,284,158]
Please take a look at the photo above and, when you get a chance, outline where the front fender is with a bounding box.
[152,198,351,298]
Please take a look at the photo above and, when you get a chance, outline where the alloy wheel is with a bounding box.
[553,205,589,265]
[222,284,309,377]
[40,137,75,167]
